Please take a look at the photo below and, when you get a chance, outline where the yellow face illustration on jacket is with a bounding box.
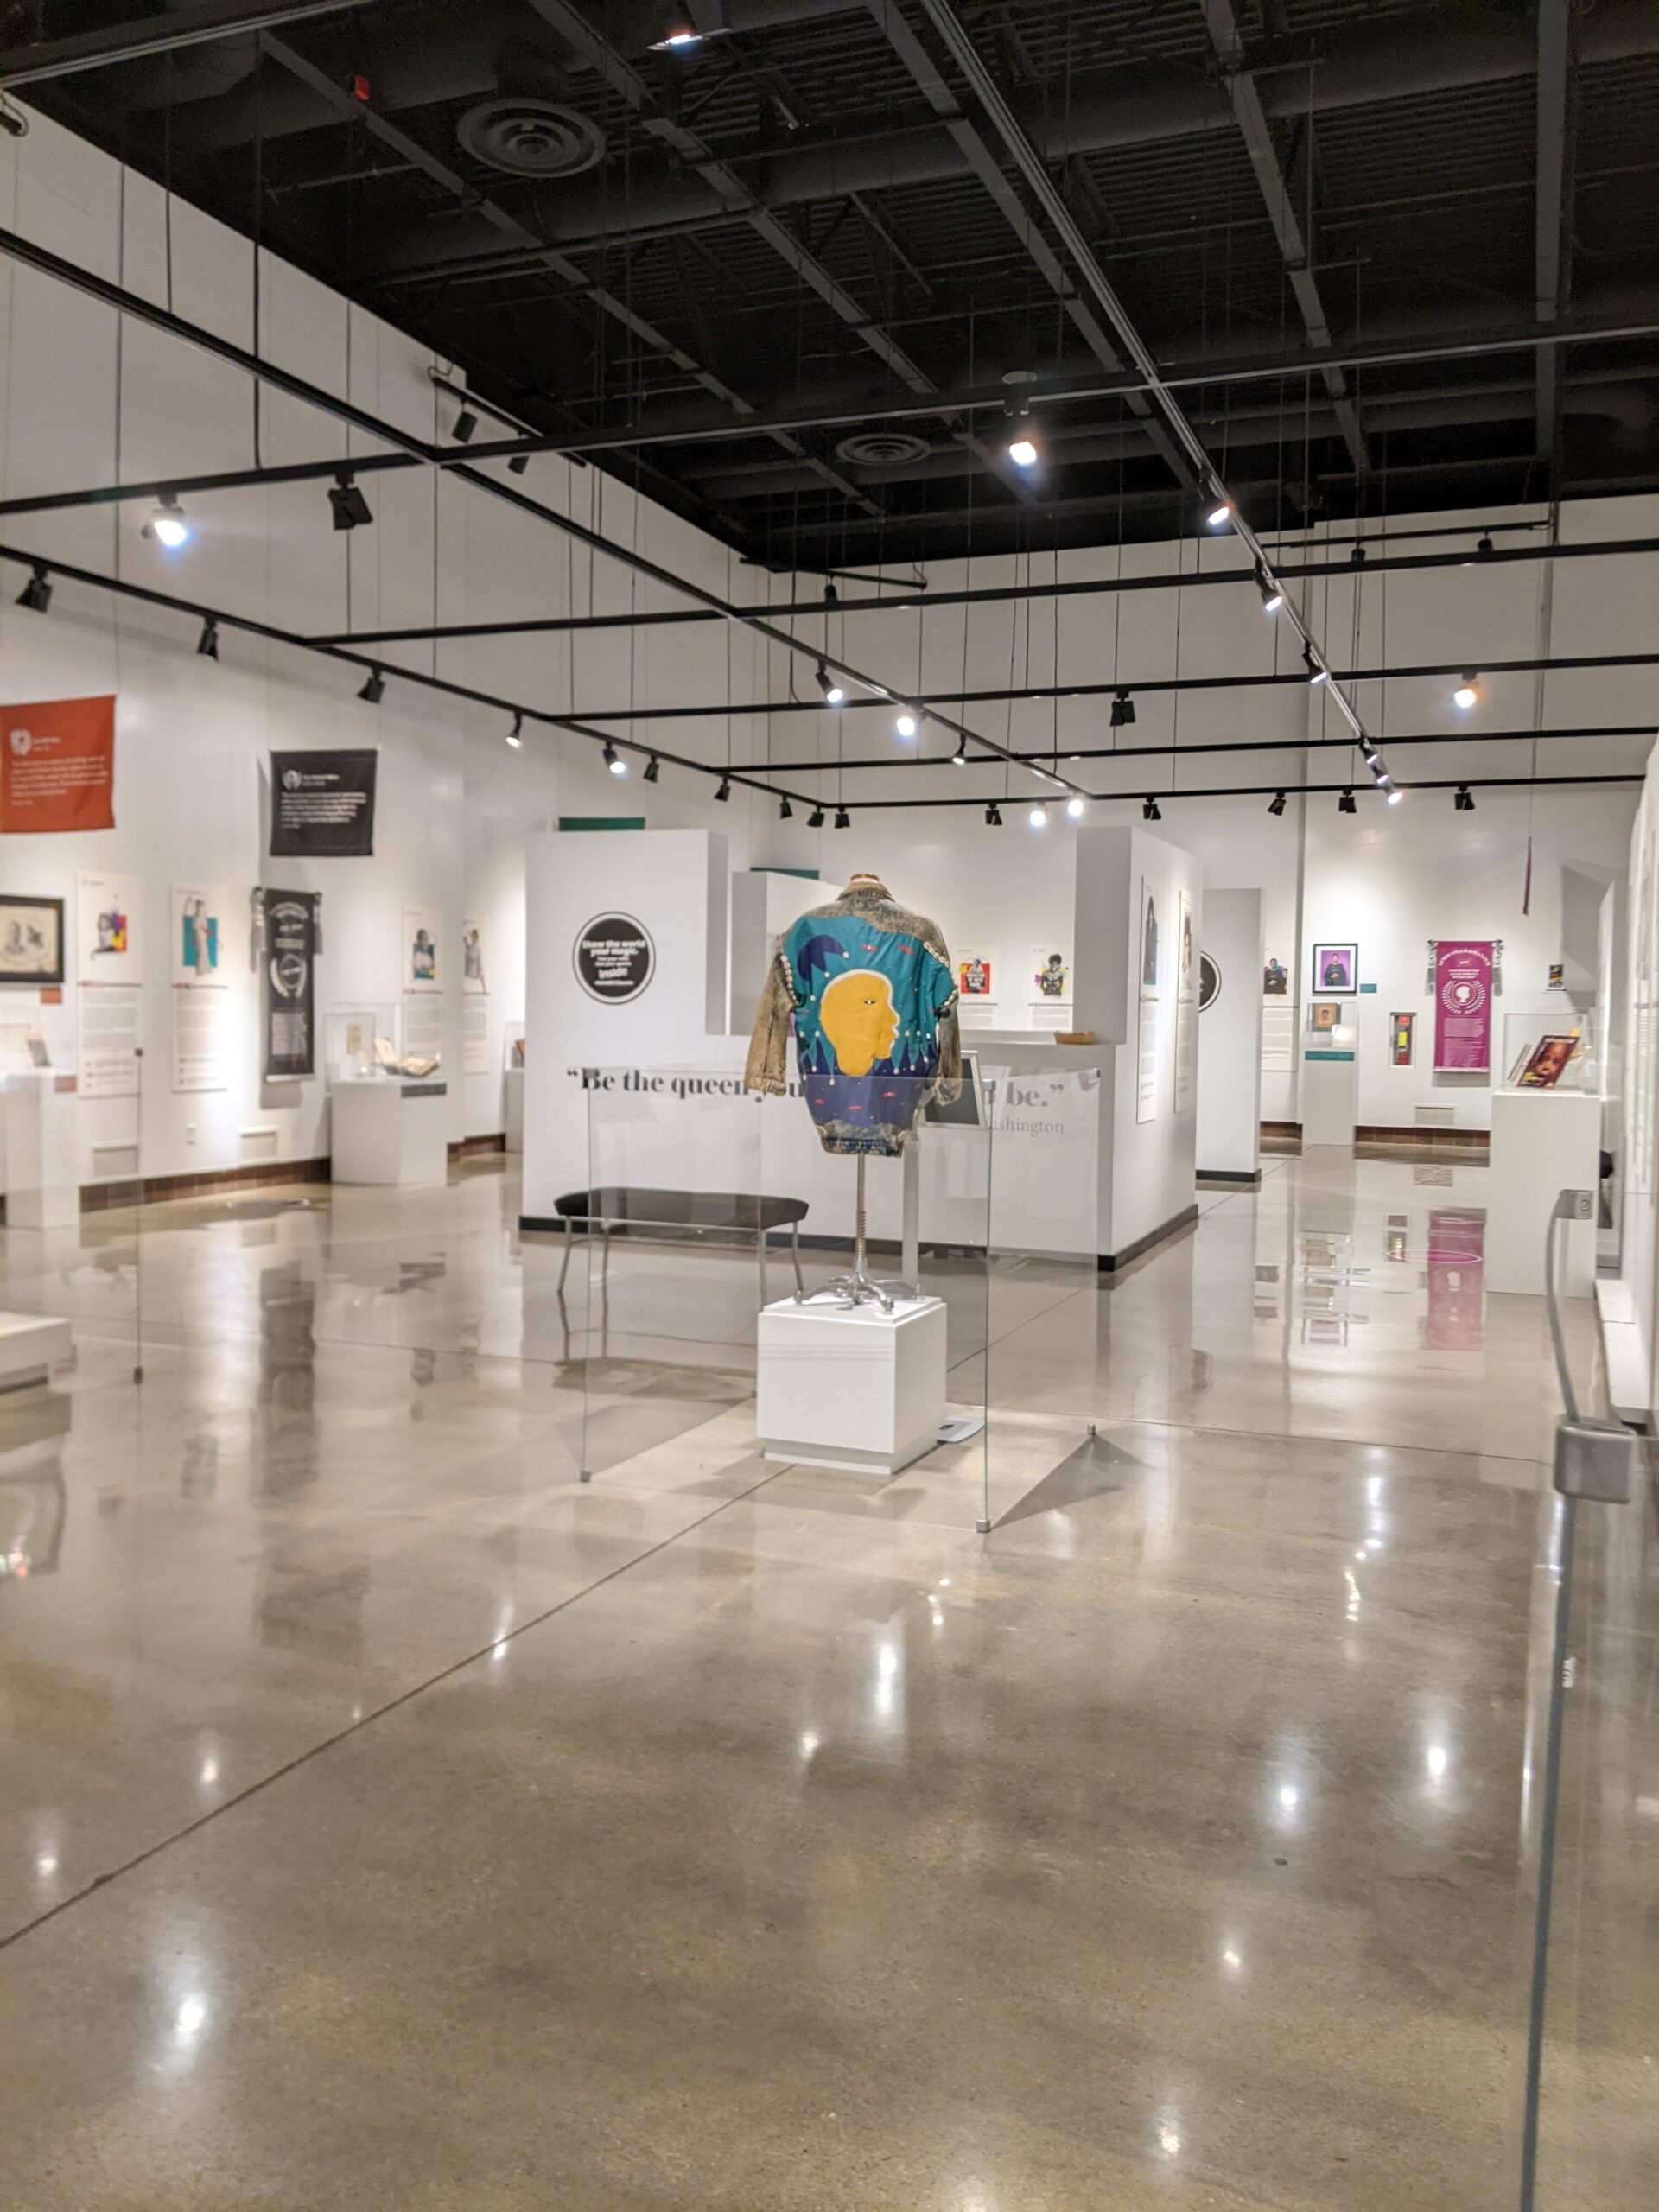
[820,969,899,1077]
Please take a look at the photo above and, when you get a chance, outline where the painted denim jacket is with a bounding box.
[744,879,961,1155]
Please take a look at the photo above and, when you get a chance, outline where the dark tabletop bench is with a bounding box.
[553,1187,809,1300]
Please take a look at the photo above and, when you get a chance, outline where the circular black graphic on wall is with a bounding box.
[1198,951,1221,1012]
[575,912,656,1003]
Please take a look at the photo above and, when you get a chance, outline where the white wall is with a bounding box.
[1197,889,1263,1177]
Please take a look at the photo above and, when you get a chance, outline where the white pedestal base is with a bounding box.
[1487,1089,1601,1295]
[0,1310,72,1389]
[329,1079,449,1186]
[3,1074,79,1229]
[756,1294,948,1478]
[505,1066,524,1155]
[1300,1046,1358,1147]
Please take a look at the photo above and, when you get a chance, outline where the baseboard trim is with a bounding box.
[451,1132,506,1158]
[1197,1167,1262,1185]
[1097,1203,1199,1273]
[80,1157,331,1213]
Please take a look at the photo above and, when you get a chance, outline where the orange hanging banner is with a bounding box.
[1,695,116,833]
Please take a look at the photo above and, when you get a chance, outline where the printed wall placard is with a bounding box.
[1173,892,1196,1112]
[1433,939,1494,1071]
[78,983,141,1099]
[269,748,377,856]
[461,918,488,995]
[404,906,442,993]
[1,696,115,833]
[263,891,320,1080]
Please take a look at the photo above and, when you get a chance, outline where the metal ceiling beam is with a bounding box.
[0,0,373,87]
[697,772,1642,811]
[864,0,1195,490]
[1535,0,1579,464]
[1198,0,1367,476]
[258,32,874,525]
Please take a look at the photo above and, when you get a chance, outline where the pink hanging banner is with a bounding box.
[1433,939,1494,1071]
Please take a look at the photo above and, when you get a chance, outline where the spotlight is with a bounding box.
[196,617,219,660]
[16,565,51,613]
[604,741,629,777]
[329,474,374,531]
[895,712,918,739]
[1066,795,1086,819]
[816,664,845,705]
[834,805,850,830]
[779,795,793,821]
[1142,795,1161,822]
[506,711,524,748]
[643,754,660,783]
[1268,791,1287,816]
[1376,771,1394,792]
[143,493,191,549]
[1257,571,1284,616]
[452,406,479,444]
[1455,785,1476,812]
[808,804,826,828]
[508,454,530,476]
[1350,543,1369,566]
[358,667,385,704]
[1205,499,1232,530]
[1109,690,1135,728]
[1386,785,1405,806]
[1304,648,1328,686]
[1338,787,1357,815]
[1453,673,1479,710]
[985,802,1002,826]
[1008,436,1039,468]
[1029,805,1047,828]
[1477,532,1494,557]
[952,737,967,766]
[715,776,732,802]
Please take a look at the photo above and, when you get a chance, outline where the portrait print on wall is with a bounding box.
[0,893,65,985]
[1312,941,1357,995]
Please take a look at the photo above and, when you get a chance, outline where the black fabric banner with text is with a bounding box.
[264,891,320,1080]
[270,749,378,856]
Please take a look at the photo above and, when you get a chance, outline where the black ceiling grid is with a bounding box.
[8,0,1659,569]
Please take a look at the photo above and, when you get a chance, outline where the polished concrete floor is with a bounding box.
[0,1153,1652,2209]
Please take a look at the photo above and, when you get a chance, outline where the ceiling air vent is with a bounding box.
[834,429,931,468]
[457,98,606,178]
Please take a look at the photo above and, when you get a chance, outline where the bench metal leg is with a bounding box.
[791,1221,804,1301]
[601,1221,613,1283]
[558,1222,573,1294]
[757,1221,767,1309]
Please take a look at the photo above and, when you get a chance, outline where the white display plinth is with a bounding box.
[505,1066,524,1155]
[1301,1046,1358,1147]
[756,1294,947,1478]
[1487,1089,1601,1296]
[3,1074,79,1229]
[0,1309,72,1389]
[330,1078,449,1187]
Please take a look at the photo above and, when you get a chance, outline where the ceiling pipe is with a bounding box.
[360,0,1659,275]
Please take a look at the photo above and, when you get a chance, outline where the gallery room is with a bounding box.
[0,3,1654,2207]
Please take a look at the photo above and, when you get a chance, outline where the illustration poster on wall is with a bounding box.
[77,871,143,982]
[263,891,320,1080]
[0,696,116,833]
[1136,875,1160,1123]
[1433,938,1494,1071]
[1173,890,1196,1112]
[957,948,993,998]
[1390,1011,1415,1066]
[461,918,488,995]
[268,748,377,856]
[1548,963,1565,989]
[404,906,442,993]
[1262,953,1289,997]
[1031,947,1070,1001]
[0,894,65,984]
[1312,941,1357,995]
[172,884,227,986]
[1140,886,1160,1001]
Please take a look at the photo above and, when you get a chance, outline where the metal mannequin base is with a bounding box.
[794,1154,918,1310]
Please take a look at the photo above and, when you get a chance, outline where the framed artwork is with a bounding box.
[0,893,66,984]
[1312,941,1357,995]
[957,948,993,998]
[1311,1001,1341,1033]
[1516,1034,1579,1090]
[1390,1011,1414,1066]
[1140,883,1160,999]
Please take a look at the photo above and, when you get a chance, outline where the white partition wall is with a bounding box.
[1602,737,1659,1421]
[1196,888,1264,1182]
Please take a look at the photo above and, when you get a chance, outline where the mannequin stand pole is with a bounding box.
[798,1153,922,1311]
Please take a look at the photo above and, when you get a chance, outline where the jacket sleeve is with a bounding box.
[929,938,962,1103]
[744,946,797,1096]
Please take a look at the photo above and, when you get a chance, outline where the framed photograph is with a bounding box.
[957,948,994,999]
[0,893,65,985]
[1390,1011,1414,1066]
[1311,1001,1341,1033]
[1516,1034,1579,1090]
[1312,941,1357,995]
[1262,954,1289,996]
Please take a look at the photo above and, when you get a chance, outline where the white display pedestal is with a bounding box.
[330,1078,449,1187]
[505,1066,524,1155]
[1487,1089,1601,1296]
[3,1074,79,1229]
[1301,1046,1358,1147]
[756,1294,947,1478]
[0,1309,72,1389]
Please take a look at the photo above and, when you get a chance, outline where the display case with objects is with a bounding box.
[325,1002,400,1084]
[1498,1011,1600,1095]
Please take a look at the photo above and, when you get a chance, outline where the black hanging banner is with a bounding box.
[270,749,378,856]
[263,891,320,1079]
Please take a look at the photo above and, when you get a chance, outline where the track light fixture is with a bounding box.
[330,474,374,531]
[1453,672,1480,710]
[1029,805,1047,828]
[196,617,219,660]
[1066,795,1086,819]
[1304,648,1328,686]
[778,794,794,822]
[895,712,918,739]
[1476,532,1495,557]
[1205,493,1232,530]
[1006,399,1039,468]
[452,406,479,444]
[985,802,1002,826]
[1143,795,1161,822]
[358,667,386,705]
[834,805,850,830]
[1268,791,1287,816]
[1455,785,1476,811]
[715,776,732,802]
[1386,785,1405,806]
[143,493,191,549]
[506,712,524,748]
[816,664,845,706]
[1110,690,1135,728]
[1338,787,1357,815]
[952,737,967,766]
[16,565,51,613]
[1256,569,1284,615]
[507,454,529,476]
[643,754,660,783]
[807,804,825,828]
[604,741,629,777]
